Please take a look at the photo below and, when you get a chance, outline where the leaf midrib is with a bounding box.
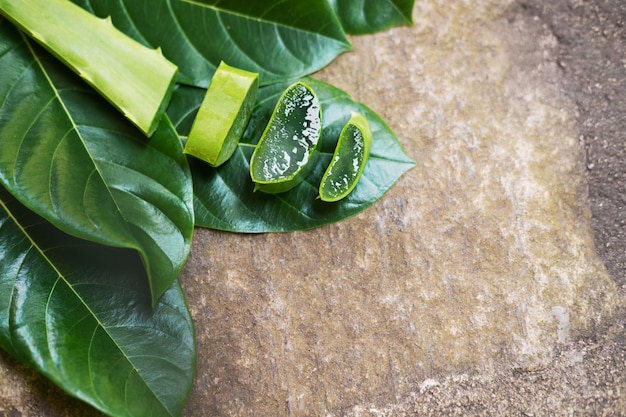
[178,0,350,45]
[21,32,152,269]
[384,0,413,23]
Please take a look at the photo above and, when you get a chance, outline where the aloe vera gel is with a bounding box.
[250,81,322,194]
[319,111,372,202]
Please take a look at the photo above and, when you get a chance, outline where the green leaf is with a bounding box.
[168,79,415,233]
[0,19,194,305]
[0,185,196,417]
[327,0,415,34]
[72,0,352,87]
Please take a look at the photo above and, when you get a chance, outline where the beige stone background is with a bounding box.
[1,0,626,416]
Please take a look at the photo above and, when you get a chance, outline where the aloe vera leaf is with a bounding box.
[184,61,259,167]
[0,0,178,137]
[250,81,322,194]
[319,111,372,202]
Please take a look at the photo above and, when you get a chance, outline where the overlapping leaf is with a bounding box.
[168,79,415,233]
[328,0,415,34]
[0,19,194,305]
[0,0,418,414]
[0,185,196,417]
[72,0,352,87]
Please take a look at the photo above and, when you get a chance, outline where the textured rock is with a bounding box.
[0,1,621,416]
[180,1,619,416]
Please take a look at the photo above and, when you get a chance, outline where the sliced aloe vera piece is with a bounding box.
[184,61,259,167]
[0,0,178,137]
[319,111,372,202]
[250,81,322,194]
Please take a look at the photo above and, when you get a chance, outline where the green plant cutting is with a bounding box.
[184,61,259,167]
[0,1,416,416]
[0,0,178,137]
[319,111,373,202]
[250,81,322,194]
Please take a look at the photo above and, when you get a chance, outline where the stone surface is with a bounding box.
[1,1,625,416]
[179,1,619,416]
[522,0,626,287]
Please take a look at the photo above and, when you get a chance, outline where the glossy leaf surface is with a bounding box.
[0,20,194,305]
[0,185,196,417]
[168,79,415,233]
[328,0,415,34]
[72,0,352,87]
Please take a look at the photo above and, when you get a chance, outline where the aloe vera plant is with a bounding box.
[0,0,178,136]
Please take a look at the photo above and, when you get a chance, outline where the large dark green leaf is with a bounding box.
[72,0,352,87]
[168,79,415,233]
[328,0,415,34]
[0,19,194,305]
[0,185,196,417]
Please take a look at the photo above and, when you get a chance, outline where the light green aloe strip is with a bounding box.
[0,0,178,137]
[184,61,259,167]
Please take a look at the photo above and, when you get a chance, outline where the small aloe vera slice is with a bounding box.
[0,0,178,137]
[319,111,372,202]
[250,81,322,194]
[184,61,259,167]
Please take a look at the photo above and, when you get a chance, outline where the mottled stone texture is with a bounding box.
[0,1,621,416]
[180,2,618,416]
